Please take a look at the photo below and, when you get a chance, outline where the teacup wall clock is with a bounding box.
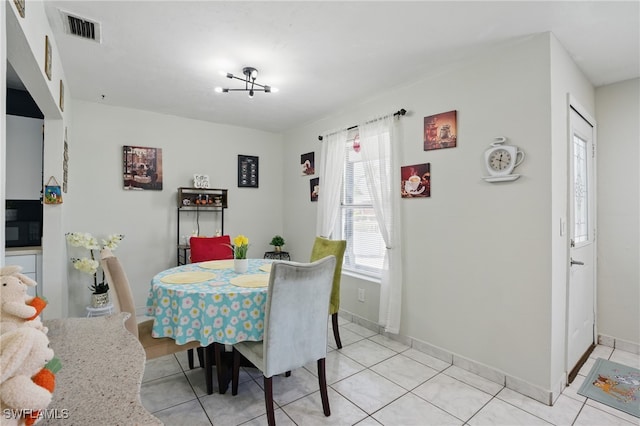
[482,137,525,182]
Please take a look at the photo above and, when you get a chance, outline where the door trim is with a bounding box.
[565,94,598,376]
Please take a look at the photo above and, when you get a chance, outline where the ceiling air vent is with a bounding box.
[59,10,102,43]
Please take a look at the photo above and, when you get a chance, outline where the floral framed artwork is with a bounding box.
[424,110,457,151]
[301,152,315,176]
[238,155,259,188]
[123,146,163,190]
[310,177,319,202]
[401,163,430,198]
[44,35,52,81]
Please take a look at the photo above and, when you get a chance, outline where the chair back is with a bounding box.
[100,248,138,338]
[310,237,346,314]
[189,235,233,263]
[262,256,336,378]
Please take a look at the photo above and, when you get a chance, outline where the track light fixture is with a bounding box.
[214,67,278,98]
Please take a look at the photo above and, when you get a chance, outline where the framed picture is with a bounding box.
[44,177,63,204]
[44,35,52,81]
[59,80,64,112]
[13,0,25,18]
[238,155,259,188]
[193,174,210,188]
[310,177,319,202]
[301,152,315,176]
[401,163,430,198]
[123,146,163,190]
[424,110,457,151]
[63,128,69,193]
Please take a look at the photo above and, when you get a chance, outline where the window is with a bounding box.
[337,132,386,278]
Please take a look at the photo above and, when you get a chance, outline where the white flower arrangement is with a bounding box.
[66,232,124,294]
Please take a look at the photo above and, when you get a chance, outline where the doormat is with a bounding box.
[578,358,640,418]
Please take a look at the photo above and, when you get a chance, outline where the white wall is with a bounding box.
[65,101,284,316]
[283,33,559,392]
[595,78,640,346]
[1,0,6,265]
[548,34,596,398]
[5,0,69,318]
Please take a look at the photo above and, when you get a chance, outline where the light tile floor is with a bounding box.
[141,318,640,425]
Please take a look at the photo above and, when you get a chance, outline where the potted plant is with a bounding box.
[89,282,110,307]
[232,234,250,273]
[66,232,124,308]
[270,235,285,252]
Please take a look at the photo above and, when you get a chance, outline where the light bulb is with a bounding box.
[214,87,223,93]
[250,69,258,80]
[248,89,254,98]
[271,87,279,93]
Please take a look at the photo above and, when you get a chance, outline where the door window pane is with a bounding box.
[573,134,588,244]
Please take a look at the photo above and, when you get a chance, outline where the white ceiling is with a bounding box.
[25,1,639,133]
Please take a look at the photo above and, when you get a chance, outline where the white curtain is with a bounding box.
[316,130,348,237]
[358,115,403,334]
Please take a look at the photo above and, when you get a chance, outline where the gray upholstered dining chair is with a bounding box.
[100,248,201,360]
[231,256,337,426]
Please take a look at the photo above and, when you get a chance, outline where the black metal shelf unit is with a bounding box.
[176,187,228,265]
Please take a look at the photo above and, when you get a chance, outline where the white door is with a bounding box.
[567,106,596,374]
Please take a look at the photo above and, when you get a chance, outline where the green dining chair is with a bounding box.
[310,236,347,349]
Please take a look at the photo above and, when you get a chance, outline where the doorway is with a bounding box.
[566,102,597,382]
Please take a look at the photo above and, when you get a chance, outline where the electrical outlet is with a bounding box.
[358,288,365,302]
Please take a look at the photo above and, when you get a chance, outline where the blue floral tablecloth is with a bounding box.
[146,259,273,346]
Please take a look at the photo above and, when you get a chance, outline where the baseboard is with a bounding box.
[599,333,640,355]
[342,309,555,406]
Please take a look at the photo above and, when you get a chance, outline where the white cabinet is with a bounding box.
[6,115,44,200]
[4,251,43,297]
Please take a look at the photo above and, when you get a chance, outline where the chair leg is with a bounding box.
[196,347,205,368]
[231,348,240,396]
[204,344,214,395]
[214,343,228,394]
[264,376,276,426]
[317,358,331,417]
[188,348,195,369]
[332,312,342,349]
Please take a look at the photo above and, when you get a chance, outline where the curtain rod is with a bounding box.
[318,108,407,141]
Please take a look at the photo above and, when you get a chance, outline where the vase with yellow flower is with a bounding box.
[231,234,249,273]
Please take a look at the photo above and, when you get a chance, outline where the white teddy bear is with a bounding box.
[0,327,54,426]
[0,266,47,335]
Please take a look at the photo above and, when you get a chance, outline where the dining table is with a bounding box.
[146,258,275,394]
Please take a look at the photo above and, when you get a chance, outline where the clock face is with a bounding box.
[488,148,513,172]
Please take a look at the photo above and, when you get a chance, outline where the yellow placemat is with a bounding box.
[199,260,234,270]
[230,274,269,288]
[259,264,272,272]
[160,271,216,284]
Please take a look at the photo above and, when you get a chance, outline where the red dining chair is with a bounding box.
[187,235,234,368]
[189,235,234,263]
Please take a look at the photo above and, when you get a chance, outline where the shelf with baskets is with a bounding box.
[176,187,228,265]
